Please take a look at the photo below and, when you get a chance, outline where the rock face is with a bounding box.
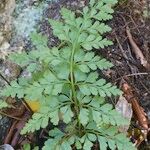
[0,144,14,150]
[0,0,17,145]
[0,0,15,59]
[0,0,49,145]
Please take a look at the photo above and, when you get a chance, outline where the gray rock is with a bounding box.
[0,144,14,150]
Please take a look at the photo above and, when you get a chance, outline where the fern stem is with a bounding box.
[70,37,83,134]
[70,42,77,105]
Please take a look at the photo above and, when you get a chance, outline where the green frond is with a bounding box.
[9,52,31,67]
[30,32,48,49]
[61,8,76,27]
[60,105,74,124]
[21,111,50,134]
[77,95,128,127]
[98,133,136,150]
[21,97,61,134]
[1,0,137,150]
[1,71,67,100]
[1,79,28,98]
[78,74,122,97]
[75,50,113,73]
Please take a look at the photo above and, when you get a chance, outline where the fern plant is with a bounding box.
[0,0,136,149]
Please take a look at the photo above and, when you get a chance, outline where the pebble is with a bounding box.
[0,144,14,150]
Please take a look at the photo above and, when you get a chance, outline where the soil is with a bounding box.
[103,1,150,149]
[108,1,150,119]
[0,0,150,149]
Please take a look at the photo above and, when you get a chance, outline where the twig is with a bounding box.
[10,113,30,147]
[122,82,149,130]
[128,15,140,34]
[126,26,150,70]
[115,32,139,74]
[21,100,32,113]
[0,73,10,85]
[0,111,22,120]
[139,81,150,95]
[115,33,128,60]
[116,72,149,81]
[4,121,18,144]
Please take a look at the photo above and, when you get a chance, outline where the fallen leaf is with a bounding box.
[116,95,133,132]
[126,26,150,70]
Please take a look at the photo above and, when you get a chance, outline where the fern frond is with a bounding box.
[1,71,67,100]
[21,111,50,134]
[21,96,61,134]
[1,79,28,98]
[43,128,65,150]
[30,32,48,49]
[9,52,31,67]
[98,131,136,150]
[78,73,122,97]
[1,0,136,149]
[49,2,114,51]
[77,95,128,126]
[45,124,136,150]
[75,51,113,72]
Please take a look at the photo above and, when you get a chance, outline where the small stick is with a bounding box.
[116,72,149,81]
[115,33,128,59]
[139,81,150,95]
[122,82,149,130]
[0,73,10,85]
[0,111,22,120]
[21,100,32,113]
[126,26,150,70]
[4,120,18,144]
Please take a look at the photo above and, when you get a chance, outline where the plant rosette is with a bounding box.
[0,0,137,149]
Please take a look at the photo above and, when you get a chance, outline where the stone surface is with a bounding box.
[0,144,14,150]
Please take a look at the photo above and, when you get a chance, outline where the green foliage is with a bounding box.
[42,123,135,150]
[78,72,122,97]
[0,0,136,150]
[23,143,39,150]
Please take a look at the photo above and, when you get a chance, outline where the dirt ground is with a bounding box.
[0,0,150,149]
[105,1,150,149]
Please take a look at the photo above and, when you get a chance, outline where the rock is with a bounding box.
[1,0,16,16]
[0,42,10,51]
[2,61,21,81]
[0,0,16,60]
[0,33,4,45]
[0,0,6,13]
[0,117,12,145]
[0,144,14,150]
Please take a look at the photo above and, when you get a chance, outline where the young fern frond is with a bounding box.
[0,0,136,150]
[43,124,135,150]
